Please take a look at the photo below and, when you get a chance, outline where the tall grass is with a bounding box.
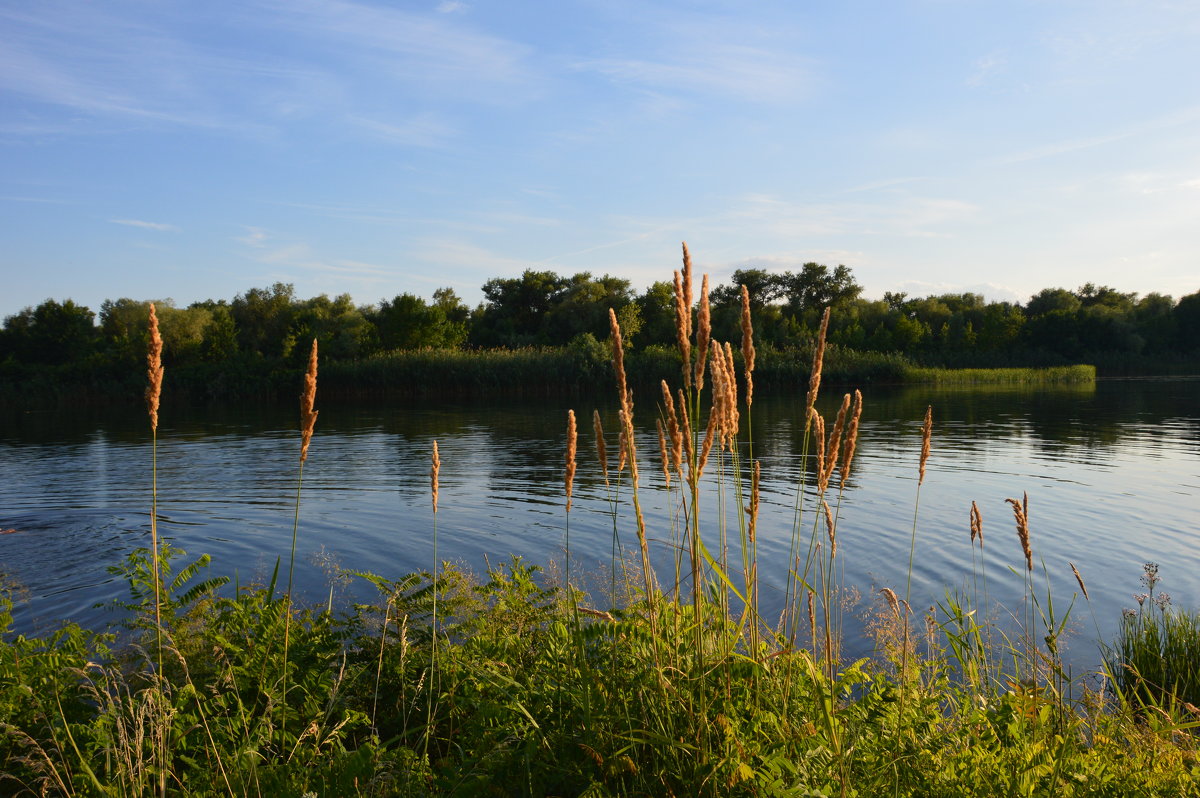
[1,250,1198,796]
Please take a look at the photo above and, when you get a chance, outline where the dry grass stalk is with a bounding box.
[807,589,817,649]
[661,380,683,474]
[1070,561,1089,600]
[822,499,836,557]
[431,441,440,514]
[146,303,164,433]
[609,309,631,418]
[697,408,716,479]
[722,342,739,447]
[970,501,983,545]
[299,339,319,463]
[1005,496,1032,571]
[593,409,609,478]
[694,274,711,391]
[839,389,863,490]
[740,285,756,408]
[566,410,577,512]
[918,405,932,486]
[681,242,693,328]
[820,394,850,492]
[810,409,826,489]
[805,307,830,418]
[655,418,670,487]
[880,587,901,619]
[748,459,760,544]
[678,387,695,473]
[673,270,692,389]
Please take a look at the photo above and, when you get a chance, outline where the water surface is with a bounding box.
[1,379,1196,671]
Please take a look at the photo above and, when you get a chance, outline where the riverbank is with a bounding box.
[0,344,1109,406]
[3,546,1198,796]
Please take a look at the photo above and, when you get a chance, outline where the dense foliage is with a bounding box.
[1,266,1196,403]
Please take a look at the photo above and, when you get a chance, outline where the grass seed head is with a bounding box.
[740,285,756,407]
[694,274,711,391]
[299,339,319,463]
[593,409,609,478]
[918,405,932,486]
[839,389,863,490]
[805,307,830,417]
[565,409,577,512]
[431,440,440,514]
[1070,561,1089,600]
[146,303,164,433]
[1005,496,1032,571]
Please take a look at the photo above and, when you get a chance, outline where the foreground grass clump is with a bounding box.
[2,244,1197,796]
[3,552,1200,796]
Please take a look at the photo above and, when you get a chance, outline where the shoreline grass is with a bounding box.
[1,248,1197,796]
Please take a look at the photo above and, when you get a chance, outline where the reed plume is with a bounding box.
[1005,496,1032,571]
[880,587,901,619]
[593,410,609,478]
[1070,562,1089,600]
[715,338,734,444]
[839,389,862,490]
[697,408,716,479]
[431,441,440,513]
[740,285,755,408]
[810,409,826,489]
[609,309,630,418]
[822,500,836,557]
[300,339,319,463]
[655,418,670,487]
[918,405,932,486]
[805,307,830,419]
[661,380,682,474]
[694,275,711,390]
[820,393,850,493]
[678,387,695,473]
[970,501,983,545]
[565,410,577,512]
[146,303,163,433]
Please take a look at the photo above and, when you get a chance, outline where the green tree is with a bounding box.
[2,299,98,365]
[471,270,571,347]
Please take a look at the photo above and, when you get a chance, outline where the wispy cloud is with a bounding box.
[110,218,178,231]
[966,51,1007,87]
[349,112,456,148]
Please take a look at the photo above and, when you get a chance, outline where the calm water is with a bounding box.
[1,379,1197,670]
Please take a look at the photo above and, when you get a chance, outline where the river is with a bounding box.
[1,378,1197,672]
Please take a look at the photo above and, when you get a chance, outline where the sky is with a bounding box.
[2,0,1199,320]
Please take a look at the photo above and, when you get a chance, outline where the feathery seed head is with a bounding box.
[592,409,609,477]
[431,440,441,514]
[918,405,932,486]
[146,303,164,433]
[299,339,319,463]
[694,275,711,391]
[565,409,577,512]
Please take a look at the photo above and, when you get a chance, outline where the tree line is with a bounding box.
[2,264,1198,376]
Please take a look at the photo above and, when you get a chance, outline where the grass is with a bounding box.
[901,364,1097,385]
[1,251,1197,796]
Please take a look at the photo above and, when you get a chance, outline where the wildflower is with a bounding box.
[1154,593,1171,610]
[1134,593,1148,607]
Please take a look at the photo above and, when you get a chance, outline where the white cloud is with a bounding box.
[435,1,466,13]
[349,112,456,148]
[110,218,178,231]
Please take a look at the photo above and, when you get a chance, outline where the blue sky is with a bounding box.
[2,0,1199,319]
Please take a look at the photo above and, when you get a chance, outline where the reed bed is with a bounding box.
[1,250,1197,797]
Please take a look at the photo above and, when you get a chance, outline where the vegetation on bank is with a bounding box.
[1,258,1197,403]
[2,247,1198,796]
